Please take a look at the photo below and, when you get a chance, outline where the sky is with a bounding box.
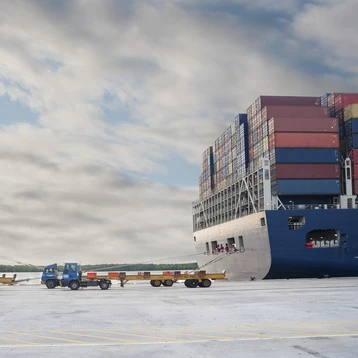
[0,0,358,266]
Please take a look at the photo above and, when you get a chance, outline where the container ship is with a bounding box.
[192,94,358,280]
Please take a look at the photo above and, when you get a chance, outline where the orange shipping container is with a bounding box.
[270,133,339,148]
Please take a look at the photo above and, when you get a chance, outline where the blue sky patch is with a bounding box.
[0,94,38,126]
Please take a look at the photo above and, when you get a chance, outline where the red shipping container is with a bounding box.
[328,93,358,106]
[248,135,252,148]
[353,164,358,175]
[354,179,358,195]
[351,149,358,163]
[335,94,358,111]
[259,95,321,109]
[268,133,275,150]
[262,106,329,121]
[270,117,338,133]
[271,164,340,180]
[272,133,339,148]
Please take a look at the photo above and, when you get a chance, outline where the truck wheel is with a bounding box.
[99,280,110,290]
[46,280,56,289]
[163,280,173,287]
[69,280,80,290]
[201,279,211,288]
[185,279,198,288]
[150,280,162,287]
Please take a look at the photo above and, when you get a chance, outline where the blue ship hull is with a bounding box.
[194,209,358,280]
[265,209,358,279]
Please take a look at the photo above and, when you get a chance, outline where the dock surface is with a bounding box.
[1,278,357,357]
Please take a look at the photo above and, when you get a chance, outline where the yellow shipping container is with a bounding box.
[263,136,269,152]
[344,104,358,122]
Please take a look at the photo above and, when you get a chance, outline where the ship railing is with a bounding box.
[283,204,340,210]
[203,249,243,256]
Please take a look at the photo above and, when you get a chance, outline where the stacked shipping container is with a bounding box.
[211,113,249,194]
[199,114,248,199]
[235,114,248,179]
[323,94,358,194]
[198,93,358,200]
[246,96,340,196]
[199,147,213,199]
[344,104,358,194]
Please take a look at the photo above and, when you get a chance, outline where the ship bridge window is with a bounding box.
[306,229,339,249]
[288,216,305,230]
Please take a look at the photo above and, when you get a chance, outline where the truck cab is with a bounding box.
[41,263,81,290]
[41,263,59,289]
[41,263,111,290]
[61,263,82,286]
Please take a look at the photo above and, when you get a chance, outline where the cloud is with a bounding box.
[292,1,358,76]
[0,0,357,265]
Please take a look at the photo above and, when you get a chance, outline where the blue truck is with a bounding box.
[41,263,111,290]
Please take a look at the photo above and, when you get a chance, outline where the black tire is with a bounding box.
[185,279,198,288]
[69,280,80,290]
[201,279,211,288]
[46,280,56,289]
[99,280,110,290]
[150,280,162,287]
[163,280,173,287]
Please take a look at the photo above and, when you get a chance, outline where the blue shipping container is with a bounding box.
[272,179,340,195]
[329,106,335,118]
[346,134,358,150]
[274,148,339,164]
[344,119,358,134]
[320,93,331,107]
[235,113,247,126]
[339,124,345,139]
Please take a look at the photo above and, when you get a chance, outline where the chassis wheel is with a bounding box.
[163,279,173,287]
[184,279,198,288]
[69,280,80,290]
[99,280,110,290]
[150,280,162,287]
[46,280,56,289]
[200,279,211,288]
